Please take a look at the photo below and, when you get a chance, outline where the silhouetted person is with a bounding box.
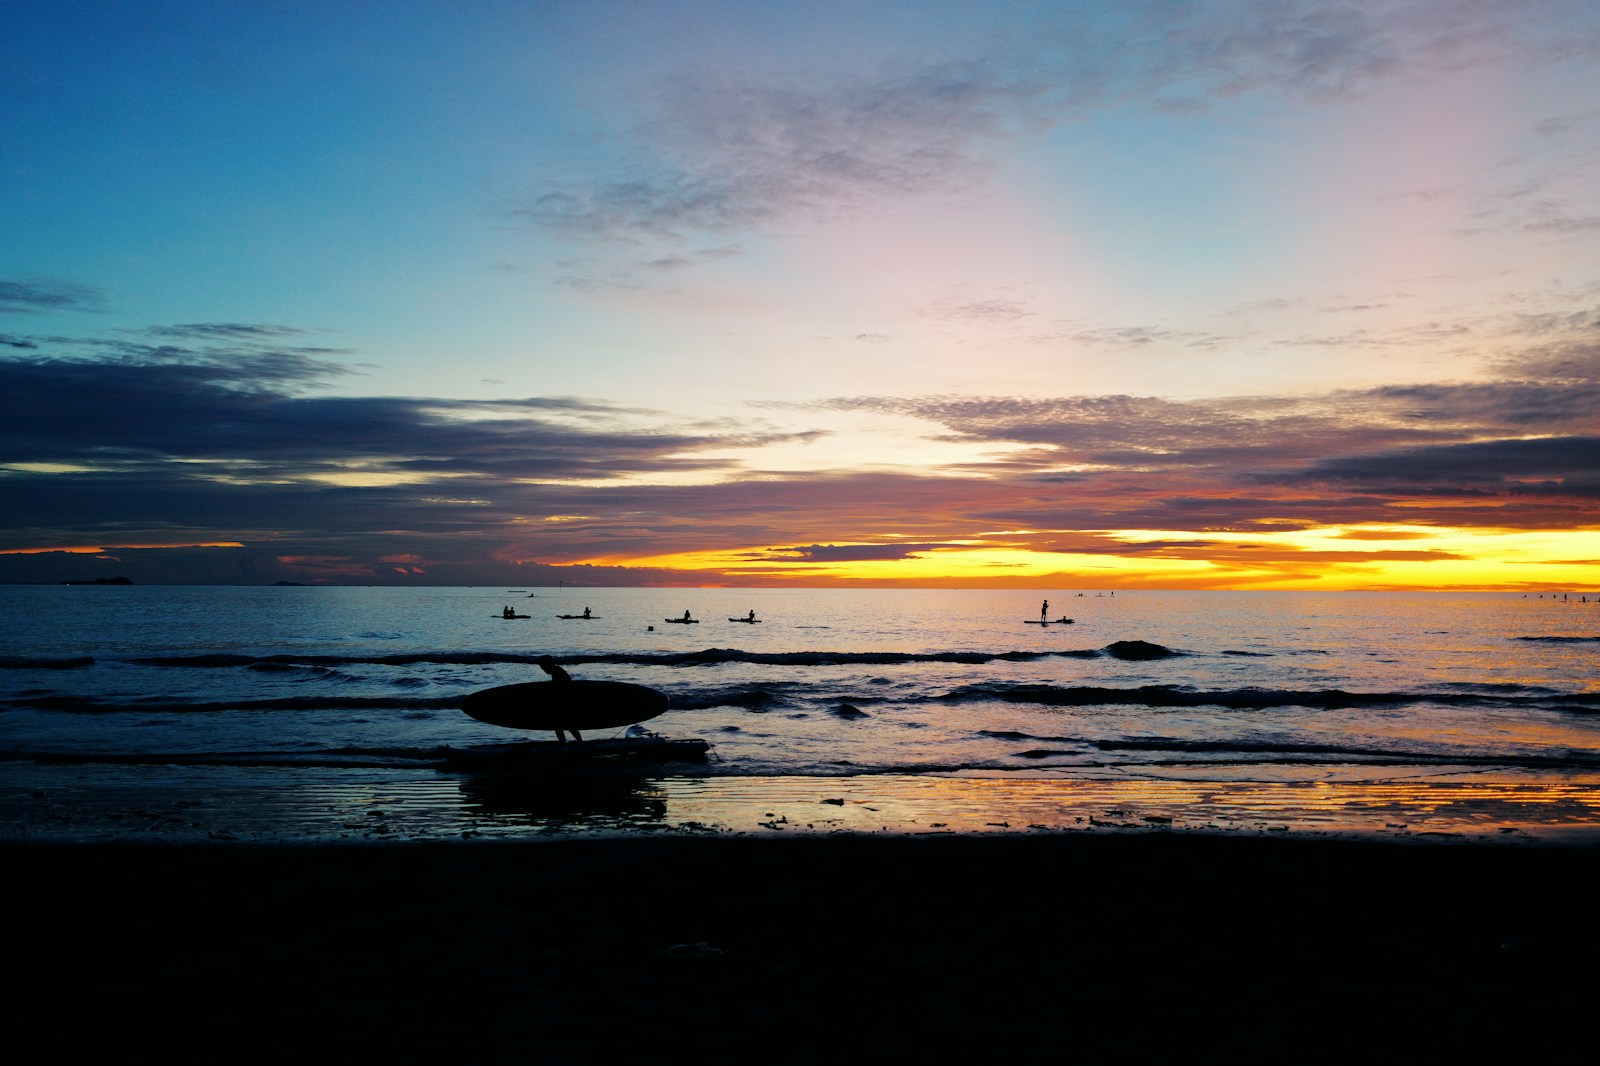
[582,606,591,618]
[746,609,756,621]
[682,609,692,621]
[538,654,570,683]
[537,655,580,742]
[1041,599,1049,621]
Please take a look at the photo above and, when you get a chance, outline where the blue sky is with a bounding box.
[3,1,1597,587]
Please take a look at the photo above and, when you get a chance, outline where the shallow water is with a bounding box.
[3,586,1598,841]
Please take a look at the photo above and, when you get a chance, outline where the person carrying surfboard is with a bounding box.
[536,655,581,742]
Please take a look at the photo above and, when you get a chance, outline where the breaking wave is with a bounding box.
[942,681,1600,713]
[979,731,1600,771]
[7,694,462,715]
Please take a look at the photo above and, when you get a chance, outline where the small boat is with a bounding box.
[556,614,598,619]
[494,613,531,619]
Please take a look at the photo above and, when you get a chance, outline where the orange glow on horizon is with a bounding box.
[566,524,1600,590]
[0,542,246,555]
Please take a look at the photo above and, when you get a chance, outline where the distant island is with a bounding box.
[61,576,133,586]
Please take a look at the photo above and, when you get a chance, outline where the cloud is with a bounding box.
[145,323,312,340]
[5,306,1597,585]
[1523,215,1600,235]
[761,543,962,563]
[929,298,1033,323]
[0,279,105,314]
[0,334,800,484]
[506,1,1569,251]
[1293,436,1600,498]
[513,61,1013,244]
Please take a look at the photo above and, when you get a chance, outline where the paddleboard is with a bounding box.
[1025,618,1075,624]
[664,617,699,624]
[728,618,762,623]
[494,614,531,619]
[460,679,669,731]
[556,614,598,619]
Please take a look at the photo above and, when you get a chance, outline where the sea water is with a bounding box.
[3,585,1599,839]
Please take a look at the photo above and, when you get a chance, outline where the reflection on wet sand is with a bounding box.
[457,772,668,830]
[8,766,1600,843]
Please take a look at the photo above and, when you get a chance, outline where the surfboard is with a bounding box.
[460,679,670,731]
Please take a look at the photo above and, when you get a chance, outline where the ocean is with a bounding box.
[4,585,1599,842]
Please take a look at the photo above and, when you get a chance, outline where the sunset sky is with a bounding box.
[3,0,1597,588]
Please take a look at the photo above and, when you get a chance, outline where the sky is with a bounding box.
[2,0,1598,589]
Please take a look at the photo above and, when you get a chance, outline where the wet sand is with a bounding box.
[10,833,1599,1063]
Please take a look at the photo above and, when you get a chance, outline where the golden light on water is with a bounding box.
[657,775,1600,840]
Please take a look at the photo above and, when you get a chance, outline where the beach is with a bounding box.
[11,832,1599,1063]
[7,586,1600,1060]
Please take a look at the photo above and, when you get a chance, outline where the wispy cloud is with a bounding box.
[508,1,1567,254]
[0,279,105,315]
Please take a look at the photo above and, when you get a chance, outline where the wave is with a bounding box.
[943,682,1600,713]
[0,746,448,770]
[1089,736,1600,771]
[0,655,94,670]
[125,647,1112,669]
[10,680,1595,719]
[5,694,463,715]
[974,729,1600,771]
[664,683,804,712]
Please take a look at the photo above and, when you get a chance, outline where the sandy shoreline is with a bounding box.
[10,763,1600,845]
[10,832,1600,1063]
[10,761,1600,1059]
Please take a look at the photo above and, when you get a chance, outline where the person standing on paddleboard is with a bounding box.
[537,655,581,742]
[1041,599,1049,622]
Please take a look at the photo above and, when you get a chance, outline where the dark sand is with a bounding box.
[9,834,1599,1063]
